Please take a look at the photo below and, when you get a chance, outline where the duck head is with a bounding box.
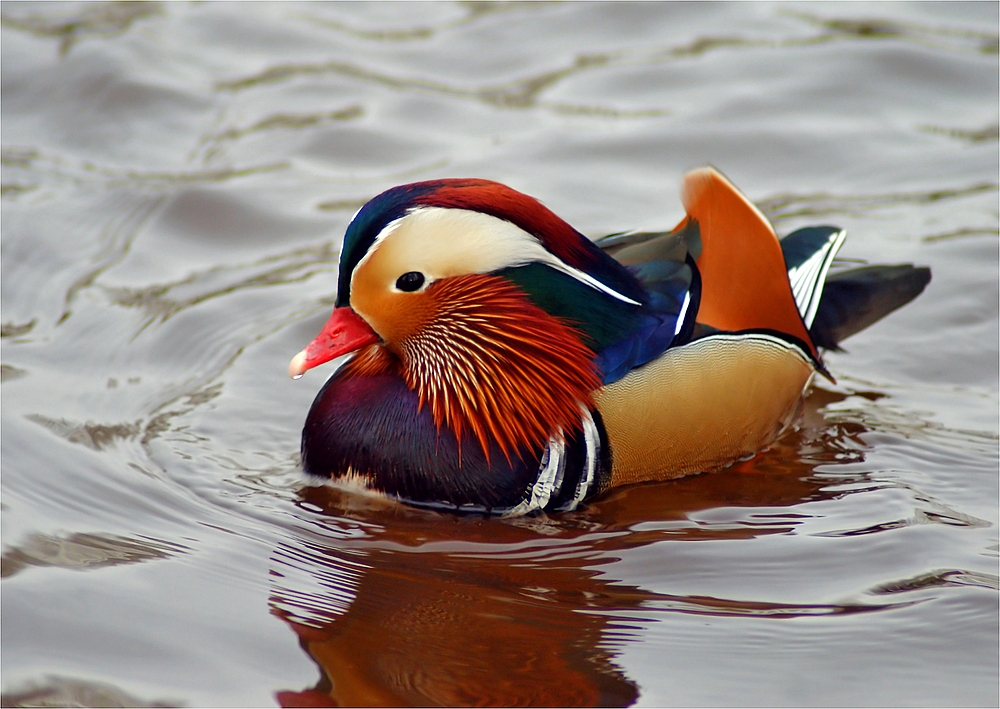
[290,180,656,510]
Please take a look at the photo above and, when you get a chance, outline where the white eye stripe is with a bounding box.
[546,259,641,306]
[353,215,406,274]
[352,206,640,306]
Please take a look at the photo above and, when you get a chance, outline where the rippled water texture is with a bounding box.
[2,2,998,706]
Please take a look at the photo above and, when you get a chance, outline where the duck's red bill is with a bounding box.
[288,307,380,378]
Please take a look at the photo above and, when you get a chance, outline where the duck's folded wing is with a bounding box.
[592,219,702,383]
[595,167,825,383]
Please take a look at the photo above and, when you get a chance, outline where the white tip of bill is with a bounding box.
[288,349,308,379]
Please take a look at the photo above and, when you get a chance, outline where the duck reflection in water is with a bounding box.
[270,388,880,707]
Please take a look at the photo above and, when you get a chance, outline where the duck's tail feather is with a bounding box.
[809,265,931,350]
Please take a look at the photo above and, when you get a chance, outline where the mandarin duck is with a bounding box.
[289,168,930,515]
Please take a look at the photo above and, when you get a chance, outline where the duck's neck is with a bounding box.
[363,274,602,464]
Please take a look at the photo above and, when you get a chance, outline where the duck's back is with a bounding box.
[596,169,821,483]
[594,168,929,485]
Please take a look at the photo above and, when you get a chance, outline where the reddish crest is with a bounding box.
[416,179,601,274]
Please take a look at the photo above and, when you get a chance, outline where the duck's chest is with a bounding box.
[301,367,608,514]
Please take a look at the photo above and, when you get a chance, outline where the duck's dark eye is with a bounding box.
[395,271,425,292]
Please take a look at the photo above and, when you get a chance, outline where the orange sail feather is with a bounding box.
[681,168,818,359]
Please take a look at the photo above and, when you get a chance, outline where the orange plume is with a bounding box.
[369,274,602,464]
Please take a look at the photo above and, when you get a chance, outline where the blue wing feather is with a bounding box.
[592,224,703,383]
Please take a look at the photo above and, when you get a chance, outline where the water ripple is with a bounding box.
[0,1,162,56]
[1,531,188,578]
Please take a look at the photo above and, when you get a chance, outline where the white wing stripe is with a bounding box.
[674,291,692,337]
[787,229,846,328]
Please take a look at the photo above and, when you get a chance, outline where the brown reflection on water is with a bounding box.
[269,388,874,707]
[271,516,642,707]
